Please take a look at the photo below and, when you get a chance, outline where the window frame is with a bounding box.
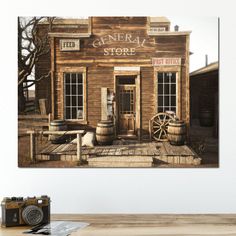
[157,72,177,113]
[154,66,181,119]
[59,67,87,123]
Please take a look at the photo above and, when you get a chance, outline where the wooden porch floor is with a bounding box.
[40,142,159,156]
[37,141,200,167]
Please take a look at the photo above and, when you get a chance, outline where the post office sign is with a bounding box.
[152,58,181,66]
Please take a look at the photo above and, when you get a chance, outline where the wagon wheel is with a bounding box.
[151,112,175,141]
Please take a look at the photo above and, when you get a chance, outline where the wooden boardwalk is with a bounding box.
[37,141,200,167]
[39,142,159,156]
[157,142,201,165]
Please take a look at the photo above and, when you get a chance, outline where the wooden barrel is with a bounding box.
[199,109,214,127]
[167,120,186,146]
[96,120,114,145]
[49,120,67,143]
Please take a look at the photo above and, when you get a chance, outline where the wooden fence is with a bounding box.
[26,130,85,163]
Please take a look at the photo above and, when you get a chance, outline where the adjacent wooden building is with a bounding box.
[35,17,191,140]
[190,61,219,137]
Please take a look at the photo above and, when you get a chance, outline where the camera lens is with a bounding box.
[22,205,44,226]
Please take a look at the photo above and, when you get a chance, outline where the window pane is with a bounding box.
[158,84,163,94]
[164,73,169,83]
[171,73,176,83]
[71,73,77,83]
[66,84,70,95]
[123,93,131,112]
[118,76,135,85]
[158,107,164,113]
[164,84,169,94]
[77,96,83,106]
[171,84,176,95]
[72,84,76,95]
[171,96,176,106]
[164,96,169,106]
[158,96,163,106]
[78,84,83,95]
[72,108,77,119]
[66,108,71,119]
[66,96,70,106]
[77,108,83,119]
[65,73,70,84]
[158,73,163,83]
[72,96,76,106]
[119,89,135,114]
[77,74,83,83]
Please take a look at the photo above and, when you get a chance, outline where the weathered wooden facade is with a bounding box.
[35,17,191,140]
[190,62,219,137]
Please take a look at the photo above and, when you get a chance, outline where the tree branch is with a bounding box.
[23,71,51,89]
[18,17,55,87]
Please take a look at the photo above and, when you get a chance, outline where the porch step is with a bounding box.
[155,142,201,166]
[88,156,153,167]
[154,155,201,166]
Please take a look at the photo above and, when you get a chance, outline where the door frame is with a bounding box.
[114,68,141,140]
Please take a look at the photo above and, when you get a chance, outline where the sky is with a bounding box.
[167,16,219,72]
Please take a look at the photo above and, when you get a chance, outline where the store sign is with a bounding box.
[60,39,80,51]
[152,58,181,66]
[92,33,146,56]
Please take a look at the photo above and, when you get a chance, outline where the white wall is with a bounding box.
[1,0,236,214]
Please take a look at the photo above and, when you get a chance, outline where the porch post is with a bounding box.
[77,133,82,163]
[29,132,36,163]
[101,87,108,120]
[136,73,141,141]
[50,37,55,120]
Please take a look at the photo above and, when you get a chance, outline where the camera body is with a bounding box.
[1,196,50,227]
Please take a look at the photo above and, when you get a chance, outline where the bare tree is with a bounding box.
[18,17,55,113]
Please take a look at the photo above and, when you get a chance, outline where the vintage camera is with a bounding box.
[1,195,50,227]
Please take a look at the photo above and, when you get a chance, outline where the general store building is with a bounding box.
[36,17,191,140]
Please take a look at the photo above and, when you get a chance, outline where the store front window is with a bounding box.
[157,72,177,114]
[64,72,84,119]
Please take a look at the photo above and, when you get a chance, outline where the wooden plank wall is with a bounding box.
[181,65,187,121]
[54,72,61,119]
[35,25,52,112]
[141,67,155,139]
[190,70,218,120]
[35,58,51,112]
[87,66,114,127]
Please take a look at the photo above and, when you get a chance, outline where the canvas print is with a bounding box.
[18,16,219,168]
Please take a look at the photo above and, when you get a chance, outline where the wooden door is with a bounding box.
[118,85,136,135]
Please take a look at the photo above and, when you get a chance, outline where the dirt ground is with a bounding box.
[18,135,218,168]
